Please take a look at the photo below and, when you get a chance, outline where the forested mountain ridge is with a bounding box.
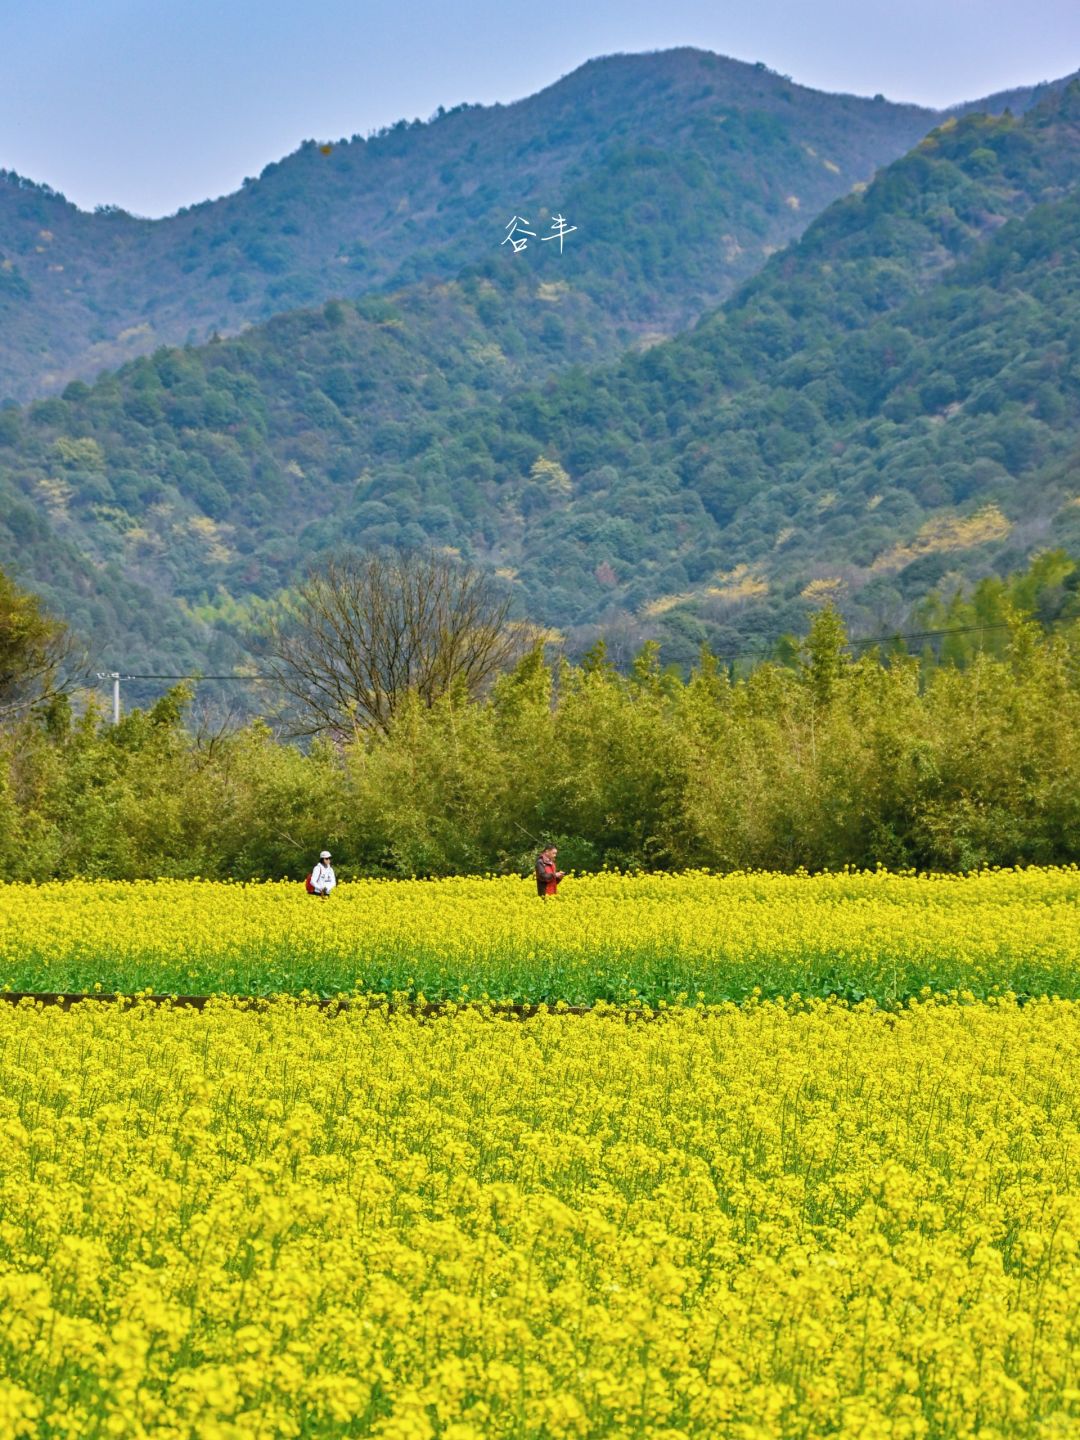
[0,265,621,669]
[3,83,1080,673]
[506,81,1080,653]
[0,47,1060,403]
[378,81,1080,656]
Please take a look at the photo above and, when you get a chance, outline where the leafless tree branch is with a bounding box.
[268,548,534,735]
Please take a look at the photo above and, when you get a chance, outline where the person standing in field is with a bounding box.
[535,845,565,898]
[308,850,337,897]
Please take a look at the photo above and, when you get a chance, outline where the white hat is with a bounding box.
[320,850,331,859]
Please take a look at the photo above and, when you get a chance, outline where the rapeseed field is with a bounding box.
[2,870,1078,1435]
[0,997,1077,1438]
[1,867,1078,1003]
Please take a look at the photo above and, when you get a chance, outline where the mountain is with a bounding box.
[414,82,1080,660]
[0,266,615,669]
[3,81,1080,675]
[948,73,1076,119]
[0,47,1044,404]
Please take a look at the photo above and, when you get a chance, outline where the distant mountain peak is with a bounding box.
[4,67,1080,672]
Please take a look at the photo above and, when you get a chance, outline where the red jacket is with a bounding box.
[535,854,560,896]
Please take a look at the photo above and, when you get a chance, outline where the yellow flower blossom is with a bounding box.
[0,997,1074,1434]
[0,867,1076,1003]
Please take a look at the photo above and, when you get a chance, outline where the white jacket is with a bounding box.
[311,862,336,893]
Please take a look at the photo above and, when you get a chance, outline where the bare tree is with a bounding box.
[268,549,530,735]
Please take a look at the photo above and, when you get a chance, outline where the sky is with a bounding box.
[2,0,1078,218]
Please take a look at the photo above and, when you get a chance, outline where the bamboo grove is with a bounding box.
[0,607,1074,881]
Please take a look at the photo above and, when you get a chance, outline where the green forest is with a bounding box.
[1,547,1077,880]
[0,49,948,403]
[2,83,1080,676]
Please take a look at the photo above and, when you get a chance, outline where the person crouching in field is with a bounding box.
[307,850,336,897]
[535,845,565,898]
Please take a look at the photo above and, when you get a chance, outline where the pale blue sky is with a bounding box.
[2,0,1077,217]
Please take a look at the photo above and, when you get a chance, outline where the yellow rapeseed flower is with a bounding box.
[0,998,1075,1435]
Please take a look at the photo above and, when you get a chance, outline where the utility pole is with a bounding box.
[96,673,121,724]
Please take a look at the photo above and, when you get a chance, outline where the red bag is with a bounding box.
[304,872,316,894]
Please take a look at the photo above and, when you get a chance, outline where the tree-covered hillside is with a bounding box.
[0,47,1026,402]
[3,85,1080,672]
[0,262,642,669]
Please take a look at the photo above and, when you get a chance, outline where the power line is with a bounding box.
[97,672,275,681]
[94,616,1075,721]
[93,670,276,723]
[847,620,1020,651]
[719,619,1049,666]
